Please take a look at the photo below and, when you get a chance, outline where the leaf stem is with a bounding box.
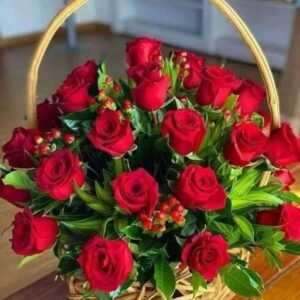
[113,157,124,176]
[152,110,159,125]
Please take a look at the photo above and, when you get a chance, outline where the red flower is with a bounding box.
[112,168,159,216]
[180,52,205,90]
[126,37,162,67]
[280,204,300,241]
[0,179,30,208]
[2,127,40,168]
[37,99,61,131]
[196,65,241,108]
[174,165,226,211]
[224,122,268,167]
[256,209,281,226]
[130,63,169,111]
[274,170,295,190]
[181,231,230,281]
[236,79,266,116]
[36,149,85,201]
[161,109,206,155]
[55,60,98,113]
[77,236,133,292]
[12,208,58,255]
[88,109,134,157]
[265,123,300,167]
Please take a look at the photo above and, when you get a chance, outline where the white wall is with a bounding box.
[0,0,113,38]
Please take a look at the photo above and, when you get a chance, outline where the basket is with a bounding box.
[25,0,281,299]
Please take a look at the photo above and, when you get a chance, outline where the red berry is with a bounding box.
[174,204,184,213]
[63,134,75,144]
[167,197,178,207]
[123,99,132,110]
[99,88,106,98]
[156,212,166,221]
[139,213,148,222]
[179,96,188,103]
[34,136,43,145]
[143,220,153,231]
[159,203,169,213]
[50,128,61,139]
[38,144,50,155]
[170,210,181,222]
[105,76,113,85]
[113,84,121,93]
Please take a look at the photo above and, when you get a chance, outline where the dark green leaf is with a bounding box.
[95,181,115,206]
[233,216,254,242]
[154,255,176,300]
[122,225,144,240]
[114,215,130,235]
[181,213,197,237]
[56,251,79,275]
[61,217,104,235]
[283,241,300,255]
[61,109,95,132]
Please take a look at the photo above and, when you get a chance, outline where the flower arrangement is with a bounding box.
[2,37,300,299]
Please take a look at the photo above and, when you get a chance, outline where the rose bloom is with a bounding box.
[265,123,300,167]
[130,63,169,111]
[274,170,295,190]
[224,122,268,167]
[88,109,134,157]
[2,127,40,168]
[12,208,58,255]
[77,236,133,292]
[161,109,206,155]
[126,37,162,67]
[174,165,227,211]
[0,179,30,208]
[181,231,230,281]
[55,60,98,113]
[236,79,266,116]
[112,168,159,216]
[196,65,241,108]
[36,149,85,201]
[37,99,61,131]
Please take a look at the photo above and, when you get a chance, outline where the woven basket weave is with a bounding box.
[25,0,281,299]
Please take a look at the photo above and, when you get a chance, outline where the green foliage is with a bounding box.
[61,217,105,235]
[233,216,254,242]
[283,241,300,255]
[223,94,238,110]
[192,271,207,297]
[3,171,36,190]
[154,255,176,300]
[18,253,44,268]
[56,250,80,275]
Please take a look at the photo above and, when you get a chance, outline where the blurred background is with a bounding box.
[0,0,300,299]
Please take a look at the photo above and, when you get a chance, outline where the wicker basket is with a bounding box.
[26,0,281,299]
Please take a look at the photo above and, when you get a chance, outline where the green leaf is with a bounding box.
[192,271,207,297]
[114,215,130,235]
[223,94,238,110]
[122,225,144,240]
[154,255,176,300]
[129,106,152,135]
[95,181,115,206]
[181,213,197,237]
[61,217,104,235]
[61,109,95,133]
[220,265,262,297]
[251,112,265,128]
[283,241,300,255]
[74,183,113,215]
[56,251,79,275]
[18,253,43,268]
[98,217,113,237]
[113,157,124,176]
[3,171,36,190]
[233,216,255,242]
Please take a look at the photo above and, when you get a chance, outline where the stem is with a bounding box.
[113,157,124,176]
[152,110,159,125]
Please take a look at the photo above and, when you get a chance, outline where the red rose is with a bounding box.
[0,179,30,208]
[88,109,134,157]
[12,208,58,255]
[55,60,97,114]
[274,170,295,190]
[126,37,162,67]
[161,109,206,155]
[174,165,226,210]
[224,122,268,167]
[265,123,300,167]
[130,63,169,111]
[36,149,85,201]
[280,204,300,241]
[2,127,40,168]
[77,236,133,292]
[196,66,241,108]
[236,79,266,116]
[37,99,61,131]
[112,168,159,216]
[181,231,230,281]
[256,209,281,226]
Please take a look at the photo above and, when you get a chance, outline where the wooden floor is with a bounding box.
[0,31,298,299]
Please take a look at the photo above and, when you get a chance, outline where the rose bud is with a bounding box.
[126,37,162,67]
[2,127,40,168]
[77,236,133,292]
[274,170,295,190]
[88,109,134,157]
[37,99,61,131]
[236,79,266,116]
[181,231,230,281]
[265,123,300,168]
[36,149,85,201]
[161,109,206,155]
[12,208,58,255]
[55,60,98,114]
[224,122,268,167]
[0,179,31,208]
[174,165,227,211]
[112,168,159,216]
[196,65,241,108]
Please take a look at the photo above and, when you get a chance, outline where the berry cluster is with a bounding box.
[139,197,186,234]
[172,51,190,79]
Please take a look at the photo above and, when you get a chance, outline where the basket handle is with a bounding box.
[26,0,281,129]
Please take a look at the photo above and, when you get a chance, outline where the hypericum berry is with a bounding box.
[223,109,231,122]
[99,88,106,98]
[174,204,184,213]
[34,136,43,145]
[179,96,188,103]
[167,197,178,207]
[105,76,113,85]
[156,212,166,221]
[183,63,191,70]
[103,97,116,110]
[143,220,153,231]
[63,133,75,144]
[159,203,169,213]
[139,213,148,222]
[50,128,61,139]
[38,144,50,155]
[170,210,181,222]
[44,132,54,142]
[123,99,132,110]
[90,98,97,105]
[113,84,122,93]
[151,224,166,233]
